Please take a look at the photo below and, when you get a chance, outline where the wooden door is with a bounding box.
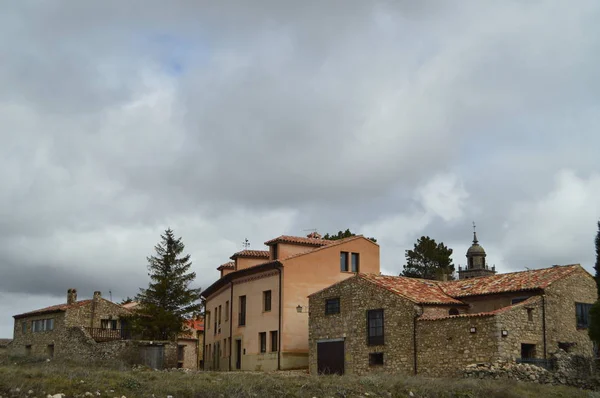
[317,340,344,375]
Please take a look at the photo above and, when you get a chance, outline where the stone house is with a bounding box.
[177,318,204,369]
[0,339,11,356]
[8,289,177,368]
[308,263,597,376]
[202,233,380,371]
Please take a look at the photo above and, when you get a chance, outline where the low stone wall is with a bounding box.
[463,350,599,390]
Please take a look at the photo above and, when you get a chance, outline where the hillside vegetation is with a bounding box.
[0,357,598,398]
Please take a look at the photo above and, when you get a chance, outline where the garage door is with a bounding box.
[317,340,344,375]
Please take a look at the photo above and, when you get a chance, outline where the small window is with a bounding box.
[527,308,533,322]
[177,345,185,362]
[521,343,536,359]
[369,352,384,366]
[270,331,278,352]
[101,319,117,330]
[239,296,246,326]
[32,318,54,332]
[367,309,384,346]
[22,322,27,334]
[351,253,359,272]
[576,302,593,329]
[340,252,349,272]
[259,332,267,353]
[225,301,229,321]
[325,298,340,315]
[263,290,272,312]
[25,345,32,356]
[449,308,459,316]
[218,305,222,325]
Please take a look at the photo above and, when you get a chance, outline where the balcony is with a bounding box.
[85,327,132,342]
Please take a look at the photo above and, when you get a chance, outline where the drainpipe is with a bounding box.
[229,281,234,371]
[201,298,206,370]
[413,306,421,375]
[277,266,282,371]
[542,295,547,359]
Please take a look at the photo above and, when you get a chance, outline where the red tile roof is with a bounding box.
[282,235,366,261]
[264,235,334,247]
[439,264,582,297]
[14,300,93,319]
[217,261,235,270]
[357,274,465,305]
[229,250,270,260]
[185,318,204,332]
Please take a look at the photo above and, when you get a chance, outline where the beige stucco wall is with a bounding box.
[235,257,268,271]
[283,238,380,361]
[544,268,597,356]
[309,276,415,376]
[204,284,232,370]
[275,243,314,260]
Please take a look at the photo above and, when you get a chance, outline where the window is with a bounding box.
[270,331,278,352]
[206,312,211,329]
[218,305,222,326]
[521,343,536,359]
[25,345,32,356]
[367,309,384,346]
[512,297,529,305]
[47,344,54,358]
[239,296,246,326]
[177,345,185,362]
[527,308,533,322]
[263,290,272,312]
[225,301,229,321]
[351,253,360,272]
[259,332,267,353]
[449,308,460,316]
[576,302,593,329]
[369,352,384,366]
[22,322,27,334]
[214,306,218,334]
[340,252,349,272]
[101,319,117,330]
[325,298,340,315]
[32,318,54,332]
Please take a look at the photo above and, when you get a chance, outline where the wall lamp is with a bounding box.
[296,305,309,313]
[470,327,477,334]
[501,330,508,337]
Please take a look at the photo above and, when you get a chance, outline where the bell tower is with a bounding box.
[458,223,496,280]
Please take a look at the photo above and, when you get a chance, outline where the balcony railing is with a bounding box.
[85,327,132,342]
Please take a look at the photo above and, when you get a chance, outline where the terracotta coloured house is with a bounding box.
[308,263,597,376]
[202,233,380,371]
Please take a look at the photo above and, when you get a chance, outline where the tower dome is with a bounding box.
[466,232,486,255]
[457,224,496,280]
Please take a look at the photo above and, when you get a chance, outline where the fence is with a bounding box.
[85,327,132,342]
[516,357,556,370]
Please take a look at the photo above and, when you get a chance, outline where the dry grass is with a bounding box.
[0,357,598,398]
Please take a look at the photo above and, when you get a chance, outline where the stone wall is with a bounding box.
[544,269,597,357]
[309,276,416,375]
[8,312,68,357]
[177,339,198,369]
[65,297,132,329]
[496,296,544,360]
[417,315,500,377]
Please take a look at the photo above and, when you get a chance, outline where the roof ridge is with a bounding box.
[280,235,364,261]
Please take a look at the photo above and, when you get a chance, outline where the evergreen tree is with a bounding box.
[322,228,377,243]
[595,221,600,296]
[402,236,454,280]
[589,301,600,344]
[135,228,202,340]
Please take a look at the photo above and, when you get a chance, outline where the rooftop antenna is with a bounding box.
[242,238,250,249]
[109,290,112,302]
[303,228,318,233]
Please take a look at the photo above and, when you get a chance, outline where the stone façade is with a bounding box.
[309,265,597,377]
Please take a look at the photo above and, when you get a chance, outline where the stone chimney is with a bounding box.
[67,288,78,305]
[306,232,322,239]
[93,291,102,302]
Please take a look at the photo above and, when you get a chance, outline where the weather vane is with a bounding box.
[472,221,476,233]
[242,238,250,249]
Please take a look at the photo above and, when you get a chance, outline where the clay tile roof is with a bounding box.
[264,235,333,247]
[229,250,270,260]
[185,318,205,332]
[13,299,93,319]
[439,264,581,298]
[217,261,235,270]
[358,274,465,305]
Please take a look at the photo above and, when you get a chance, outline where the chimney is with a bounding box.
[307,232,322,239]
[442,274,448,282]
[67,288,77,305]
[93,291,102,302]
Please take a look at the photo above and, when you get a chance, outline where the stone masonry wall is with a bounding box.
[8,312,67,357]
[65,298,131,329]
[544,268,597,357]
[309,276,417,375]
[496,296,544,360]
[417,315,500,377]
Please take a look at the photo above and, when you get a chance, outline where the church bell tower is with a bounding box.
[457,223,496,280]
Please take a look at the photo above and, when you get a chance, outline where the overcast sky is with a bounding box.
[1,1,600,338]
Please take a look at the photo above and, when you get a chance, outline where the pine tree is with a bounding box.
[595,221,600,297]
[135,228,202,340]
[402,236,455,280]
